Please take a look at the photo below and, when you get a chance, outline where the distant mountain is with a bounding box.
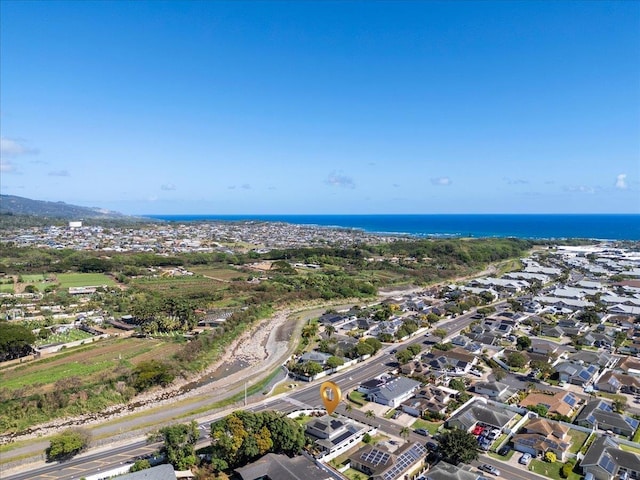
[0,195,130,220]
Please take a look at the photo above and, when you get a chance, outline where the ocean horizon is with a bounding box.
[144,213,640,241]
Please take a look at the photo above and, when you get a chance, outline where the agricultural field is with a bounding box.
[0,336,182,393]
[55,273,116,288]
[190,266,250,281]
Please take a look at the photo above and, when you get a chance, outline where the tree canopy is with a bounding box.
[0,321,35,361]
[158,421,199,470]
[46,428,91,462]
[210,411,305,470]
[437,428,480,465]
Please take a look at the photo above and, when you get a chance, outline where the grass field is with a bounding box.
[0,284,14,293]
[55,273,115,288]
[190,266,249,281]
[410,419,442,435]
[0,337,181,392]
[35,328,94,347]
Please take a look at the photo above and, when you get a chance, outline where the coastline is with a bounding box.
[143,213,640,241]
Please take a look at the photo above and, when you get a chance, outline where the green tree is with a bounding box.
[396,349,414,364]
[46,428,91,462]
[363,337,382,354]
[433,328,448,340]
[527,404,549,417]
[326,356,344,369]
[0,322,36,361]
[365,410,375,419]
[506,351,528,368]
[437,429,480,465]
[355,341,374,357]
[325,325,336,338]
[493,368,507,382]
[516,336,532,351]
[449,378,467,392]
[400,426,410,441]
[132,360,175,392]
[130,459,151,472]
[159,421,199,470]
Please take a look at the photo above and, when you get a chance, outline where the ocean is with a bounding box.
[145,214,640,241]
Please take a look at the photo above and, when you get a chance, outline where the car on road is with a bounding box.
[414,428,429,436]
[479,464,500,476]
[519,452,532,465]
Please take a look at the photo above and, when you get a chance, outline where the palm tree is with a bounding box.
[400,426,410,441]
[365,409,375,419]
[325,324,336,338]
[344,402,353,413]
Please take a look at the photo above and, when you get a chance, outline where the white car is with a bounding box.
[519,452,532,465]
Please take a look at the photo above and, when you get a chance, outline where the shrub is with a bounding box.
[544,451,557,463]
[46,428,91,462]
[560,460,575,478]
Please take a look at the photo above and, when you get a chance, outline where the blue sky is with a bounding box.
[1,1,638,215]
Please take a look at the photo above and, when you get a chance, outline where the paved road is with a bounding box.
[1,305,490,480]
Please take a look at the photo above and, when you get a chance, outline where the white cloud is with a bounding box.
[430,177,452,186]
[0,137,38,157]
[48,170,70,177]
[615,173,627,190]
[325,171,355,189]
[0,159,16,173]
[161,183,176,191]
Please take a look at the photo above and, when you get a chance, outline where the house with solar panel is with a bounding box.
[556,361,599,386]
[445,400,518,433]
[580,435,640,480]
[348,441,427,480]
[519,391,580,419]
[596,371,640,394]
[305,415,371,459]
[511,417,572,462]
[576,399,640,438]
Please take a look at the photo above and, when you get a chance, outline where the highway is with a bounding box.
[2,305,496,480]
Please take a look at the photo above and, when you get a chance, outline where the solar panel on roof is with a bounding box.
[598,454,617,474]
[360,448,391,466]
[627,417,639,429]
[600,403,613,412]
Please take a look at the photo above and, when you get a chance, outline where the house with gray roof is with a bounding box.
[576,399,640,438]
[116,465,178,480]
[580,436,640,480]
[425,461,488,480]
[235,453,332,480]
[556,362,599,386]
[473,381,511,401]
[568,351,617,369]
[366,376,421,407]
[305,415,370,456]
[446,400,517,432]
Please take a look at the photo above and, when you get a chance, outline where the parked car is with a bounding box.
[414,428,429,436]
[425,441,439,451]
[497,445,511,456]
[392,410,402,419]
[519,453,532,465]
[486,429,501,440]
[479,464,500,476]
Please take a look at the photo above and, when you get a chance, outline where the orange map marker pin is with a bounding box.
[320,381,342,415]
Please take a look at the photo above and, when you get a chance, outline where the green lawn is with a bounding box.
[56,273,115,288]
[411,419,442,435]
[35,328,94,347]
[0,284,14,293]
[348,391,368,406]
[568,429,588,454]
[529,460,581,480]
